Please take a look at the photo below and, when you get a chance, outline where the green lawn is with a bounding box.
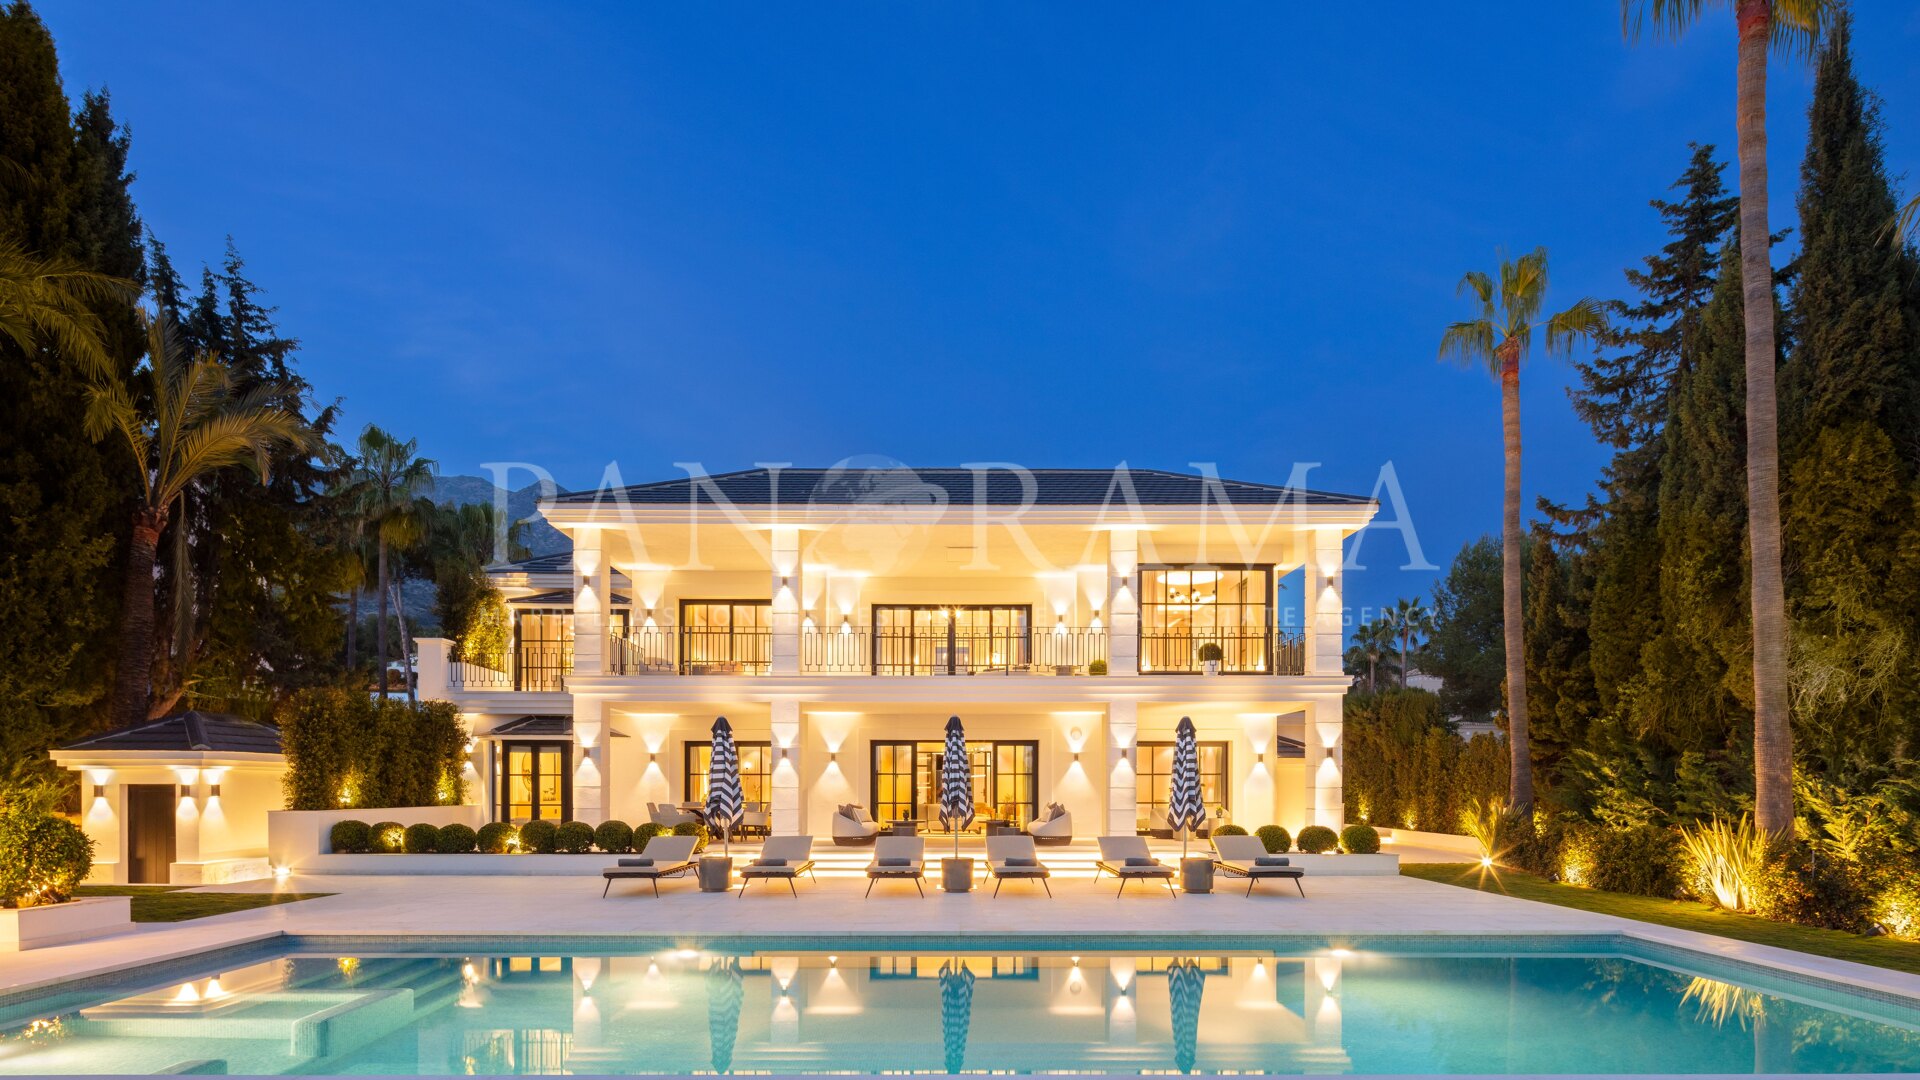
[74,885,331,923]
[1401,862,1920,976]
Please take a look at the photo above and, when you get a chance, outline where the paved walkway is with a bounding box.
[7,869,1918,1010]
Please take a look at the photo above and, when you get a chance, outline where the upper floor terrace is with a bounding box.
[430,465,1376,693]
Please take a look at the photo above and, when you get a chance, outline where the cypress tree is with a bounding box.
[0,2,142,768]
[1778,14,1920,778]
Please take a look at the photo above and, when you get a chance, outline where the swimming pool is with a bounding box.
[2,935,1916,1075]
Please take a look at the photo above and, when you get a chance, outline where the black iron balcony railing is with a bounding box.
[1138,628,1305,676]
[607,628,772,676]
[515,644,572,691]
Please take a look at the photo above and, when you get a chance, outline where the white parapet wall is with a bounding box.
[1,896,133,951]
[268,805,487,870]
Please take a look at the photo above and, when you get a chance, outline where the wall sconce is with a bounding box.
[209,782,222,799]
[1073,751,1080,763]
[1324,747,1335,759]
[829,750,838,763]
[177,784,192,802]
[89,782,103,802]
[1257,752,1266,765]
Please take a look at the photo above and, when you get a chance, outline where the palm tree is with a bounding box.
[85,314,313,726]
[0,241,132,376]
[337,426,436,697]
[1440,248,1604,810]
[1345,617,1394,694]
[1891,194,1918,243]
[1622,0,1834,837]
[1386,598,1431,689]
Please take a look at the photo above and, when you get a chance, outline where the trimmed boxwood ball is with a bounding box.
[403,823,441,854]
[555,821,595,853]
[1341,823,1381,854]
[520,819,559,853]
[437,823,478,853]
[594,820,634,854]
[1255,825,1292,854]
[633,821,666,849]
[0,806,93,906]
[370,821,406,854]
[672,821,710,853]
[1297,825,1339,854]
[476,822,517,854]
[1212,824,1249,837]
[329,819,371,854]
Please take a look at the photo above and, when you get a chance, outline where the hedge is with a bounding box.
[280,688,468,810]
[1341,688,1507,835]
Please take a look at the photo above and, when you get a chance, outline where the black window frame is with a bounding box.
[870,604,1033,675]
[683,739,774,807]
[869,738,1041,826]
[495,739,573,822]
[1137,564,1275,674]
[1135,740,1231,821]
[677,599,772,674]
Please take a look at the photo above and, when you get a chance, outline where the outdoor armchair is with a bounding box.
[984,835,1052,897]
[1211,834,1306,897]
[739,835,817,897]
[864,835,926,897]
[600,835,699,897]
[1024,803,1072,846]
[831,803,881,846]
[1095,835,1177,897]
[648,803,698,828]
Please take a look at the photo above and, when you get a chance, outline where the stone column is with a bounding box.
[1106,700,1138,836]
[770,526,802,675]
[571,531,610,677]
[414,637,451,700]
[771,699,802,834]
[573,697,608,824]
[1107,529,1139,675]
[1301,692,1344,830]
[1305,528,1345,676]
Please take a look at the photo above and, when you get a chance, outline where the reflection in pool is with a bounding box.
[2,944,1918,1075]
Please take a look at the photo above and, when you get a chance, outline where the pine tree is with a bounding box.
[1425,537,1509,726]
[0,2,142,771]
[1777,14,1920,779]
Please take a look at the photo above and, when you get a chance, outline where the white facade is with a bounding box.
[419,467,1376,841]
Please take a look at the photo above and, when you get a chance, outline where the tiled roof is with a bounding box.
[508,590,630,606]
[60,711,283,755]
[481,715,625,738]
[497,551,573,573]
[549,467,1370,508]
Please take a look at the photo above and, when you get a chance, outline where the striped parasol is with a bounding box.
[938,958,976,1075]
[1167,957,1207,1074]
[939,715,974,857]
[1167,715,1206,856]
[706,955,744,1074]
[705,716,744,855]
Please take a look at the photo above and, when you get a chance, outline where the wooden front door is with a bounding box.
[126,783,177,884]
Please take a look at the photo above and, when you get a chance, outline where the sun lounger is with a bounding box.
[985,835,1053,896]
[600,835,699,897]
[738,835,817,897]
[1095,835,1177,897]
[864,835,926,897]
[1212,834,1306,897]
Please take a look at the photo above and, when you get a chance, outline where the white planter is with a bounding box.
[301,853,609,876]
[1,896,133,951]
[1202,660,1220,676]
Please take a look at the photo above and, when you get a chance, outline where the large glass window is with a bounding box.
[1138,567,1272,673]
[679,601,771,674]
[496,741,571,822]
[872,605,1031,675]
[1135,741,1230,826]
[513,608,627,689]
[870,739,1040,826]
[683,741,772,807]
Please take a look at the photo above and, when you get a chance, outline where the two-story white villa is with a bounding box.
[416,465,1375,843]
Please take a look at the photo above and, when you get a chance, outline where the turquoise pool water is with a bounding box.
[1,935,1916,1075]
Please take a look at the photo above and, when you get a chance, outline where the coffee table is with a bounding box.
[888,820,918,837]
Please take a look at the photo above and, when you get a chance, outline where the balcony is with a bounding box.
[1140,628,1305,676]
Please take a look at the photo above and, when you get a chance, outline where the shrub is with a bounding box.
[370,821,406,854]
[672,821,711,853]
[1341,823,1381,854]
[1197,642,1224,663]
[634,821,667,849]
[1507,814,1567,880]
[1213,824,1248,837]
[329,819,371,854]
[1872,876,1920,939]
[1255,825,1292,853]
[555,821,595,853]
[1581,823,1681,898]
[0,797,93,907]
[594,820,634,854]
[281,689,469,811]
[477,822,517,854]
[437,823,479,853]
[1749,841,1870,932]
[1297,825,1338,854]
[403,823,441,854]
[1678,816,1764,910]
[1460,796,1508,864]
[1088,658,1108,675]
[520,819,559,853]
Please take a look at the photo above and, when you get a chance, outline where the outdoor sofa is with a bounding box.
[1024,802,1072,846]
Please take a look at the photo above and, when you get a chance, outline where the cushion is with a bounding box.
[853,804,874,823]
[877,857,912,867]
[616,857,654,867]
[755,858,787,867]
[836,803,855,821]
[1124,856,1157,867]
[1003,856,1037,867]
[1255,857,1291,867]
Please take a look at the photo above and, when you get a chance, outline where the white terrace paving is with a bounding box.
[8,870,1920,1010]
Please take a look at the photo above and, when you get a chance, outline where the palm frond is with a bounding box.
[1439,319,1499,373]
[1886,194,1919,245]
[1545,297,1608,356]
[1768,0,1837,61]
[1620,0,1714,44]
[0,240,136,377]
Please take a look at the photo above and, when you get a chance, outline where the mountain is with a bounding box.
[425,475,570,557]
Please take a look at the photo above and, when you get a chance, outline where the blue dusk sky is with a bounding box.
[38,2,1920,621]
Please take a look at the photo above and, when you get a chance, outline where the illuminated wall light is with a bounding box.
[208,782,221,799]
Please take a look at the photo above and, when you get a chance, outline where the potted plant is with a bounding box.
[2,783,130,951]
[1088,658,1108,676]
[1197,642,1223,676]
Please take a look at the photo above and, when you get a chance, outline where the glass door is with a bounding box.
[871,605,1032,674]
[870,739,1039,827]
[497,741,571,822]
